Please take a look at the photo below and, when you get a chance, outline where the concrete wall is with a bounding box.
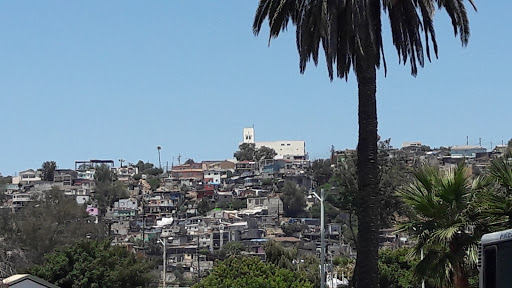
[256,141,306,157]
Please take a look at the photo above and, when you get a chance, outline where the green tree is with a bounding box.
[322,141,411,248]
[193,256,312,288]
[309,200,340,223]
[264,240,296,270]
[378,248,420,288]
[234,143,256,161]
[279,181,306,217]
[0,176,10,204]
[216,198,247,210]
[504,138,512,158]
[41,161,57,181]
[397,164,486,288]
[94,164,116,182]
[147,177,161,191]
[184,158,195,164]
[197,199,213,215]
[255,146,277,160]
[253,1,476,287]
[264,241,320,287]
[311,159,333,186]
[135,160,163,176]
[0,176,11,186]
[480,158,512,229]
[94,164,128,214]
[0,187,105,269]
[217,242,245,259]
[29,240,156,288]
[377,139,413,228]
[281,222,308,237]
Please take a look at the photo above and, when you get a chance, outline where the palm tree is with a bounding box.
[397,164,486,288]
[157,146,162,169]
[252,1,476,286]
[480,158,512,228]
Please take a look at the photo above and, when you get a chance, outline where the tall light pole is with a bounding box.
[312,188,325,288]
[157,146,162,169]
[421,248,425,288]
[157,238,167,288]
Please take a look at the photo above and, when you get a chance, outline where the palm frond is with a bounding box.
[253,0,272,36]
[384,0,424,75]
[437,0,474,45]
[488,159,512,193]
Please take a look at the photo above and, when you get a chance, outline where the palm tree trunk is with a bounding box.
[354,55,380,288]
[453,264,470,288]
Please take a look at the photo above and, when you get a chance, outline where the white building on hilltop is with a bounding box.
[242,127,307,160]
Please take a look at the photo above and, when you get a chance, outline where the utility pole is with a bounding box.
[312,188,325,288]
[330,253,334,288]
[158,238,167,288]
[118,159,125,168]
[141,200,146,249]
[466,136,469,145]
[277,197,280,224]
[197,233,201,279]
[177,154,182,165]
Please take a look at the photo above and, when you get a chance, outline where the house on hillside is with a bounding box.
[111,166,139,181]
[18,169,42,185]
[202,160,235,171]
[450,145,487,158]
[171,163,203,180]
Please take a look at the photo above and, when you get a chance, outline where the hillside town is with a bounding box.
[1,128,509,287]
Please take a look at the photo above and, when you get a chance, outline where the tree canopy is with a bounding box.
[134,160,163,176]
[93,165,128,215]
[0,187,105,270]
[192,256,312,288]
[234,143,277,161]
[29,240,156,288]
[378,248,420,288]
[41,161,57,182]
[234,143,256,161]
[397,164,486,288]
[264,240,320,287]
[311,159,333,186]
[279,181,307,217]
[255,146,277,161]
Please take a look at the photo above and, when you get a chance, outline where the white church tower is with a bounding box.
[243,127,255,143]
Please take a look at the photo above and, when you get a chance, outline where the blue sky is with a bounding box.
[0,1,510,176]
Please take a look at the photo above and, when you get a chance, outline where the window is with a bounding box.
[484,245,497,288]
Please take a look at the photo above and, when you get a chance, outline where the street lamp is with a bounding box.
[157,238,167,288]
[311,188,325,288]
